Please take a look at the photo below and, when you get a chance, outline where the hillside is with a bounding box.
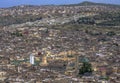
[66,1,120,7]
[0,1,120,26]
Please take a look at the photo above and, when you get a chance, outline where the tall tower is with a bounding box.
[113,67,118,74]
[43,56,48,64]
[75,55,79,75]
[99,67,106,76]
[30,54,34,65]
[40,56,48,66]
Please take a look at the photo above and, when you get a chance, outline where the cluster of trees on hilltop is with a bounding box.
[0,14,42,26]
[70,12,120,26]
[94,12,120,26]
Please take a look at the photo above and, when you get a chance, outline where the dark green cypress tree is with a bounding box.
[79,62,92,75]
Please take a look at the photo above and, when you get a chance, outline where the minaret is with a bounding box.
[30,54,34,65]
[18,66,20,72]
[93,46,95,52]
[100,67,106,76]
[40,56,48,66]
[43,56,47,64]
[75,55,79,76]
[113,67,118,74]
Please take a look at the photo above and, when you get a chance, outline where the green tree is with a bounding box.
[106,31,116,36]
[79,62,92,75]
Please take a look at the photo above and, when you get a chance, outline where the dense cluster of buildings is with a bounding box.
[0,3,120,18]
[0,2,120,83]
[0,23,119,82]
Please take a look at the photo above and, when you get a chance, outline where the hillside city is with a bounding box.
[0,1,120,83]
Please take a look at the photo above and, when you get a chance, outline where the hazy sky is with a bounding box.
[0,0,120,8]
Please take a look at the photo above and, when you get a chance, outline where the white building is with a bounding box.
[30,54,34,65]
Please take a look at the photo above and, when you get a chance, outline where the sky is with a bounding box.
[0,0,120,8]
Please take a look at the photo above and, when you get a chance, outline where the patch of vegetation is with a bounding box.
[71,17,95,25]
[67,55,74,58]
[79,62,93,76]
[0,14,43,26]
[106,31,116,36]
[11,31,23,37]
[70,12,120,26]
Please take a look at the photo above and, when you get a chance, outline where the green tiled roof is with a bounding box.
[79,57,89,63]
